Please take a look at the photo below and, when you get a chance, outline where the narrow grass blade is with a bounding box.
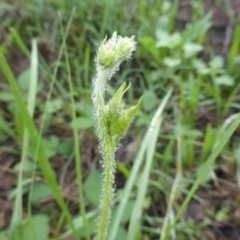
[10,39,38,234]
[10,27,30,57]
[83,44,91,88]
[228,24,240,72]
[127,116,163,240]
[108,88,173,240]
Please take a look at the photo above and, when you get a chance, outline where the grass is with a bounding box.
[0,0,240,239]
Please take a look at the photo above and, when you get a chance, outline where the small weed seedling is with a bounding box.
[92,32,142,240]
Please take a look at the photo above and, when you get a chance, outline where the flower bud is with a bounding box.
[96,32,136,75]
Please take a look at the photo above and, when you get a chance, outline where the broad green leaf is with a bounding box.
[115,227,127,240]
[57,139,74,154]
[108,82,130,112]
[31,183,53,202]
[85,168,101,207]
[106,83,142,144]
[42,136,59,158]
[147,71,162,84]
[163,57,181,68]
[110,97,142,144]
[156,30,181,48]
[47,99,63,114]
[0,92,14,102]
[0,231,7,240]
[209,56,224,69]
[161,1,171,12]
[79,217,97,237]
[14,161,35,172]
[156,15,170,31]
[214,75,234,86]
[193,59,210,75]
[23,215,49,240]
[112,200,135,223]
[139,37,156,54]
[142,90,157,111]
[18,68,30,90]
[183,43,203,58]
[73,117,94,129]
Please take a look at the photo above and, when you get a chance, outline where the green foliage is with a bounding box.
[85,168,102,207]
[23,215,49,240]
[1,0,240,240]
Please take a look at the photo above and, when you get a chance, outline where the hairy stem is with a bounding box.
[94,67,115,240]
[96,139,115,240]
[92,32,139,240]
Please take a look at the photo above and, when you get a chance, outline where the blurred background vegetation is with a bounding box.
[0,0,240,239]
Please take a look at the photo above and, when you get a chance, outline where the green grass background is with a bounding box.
[0,0,240,239]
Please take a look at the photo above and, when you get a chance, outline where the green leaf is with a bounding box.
[139,37,156,54]
[163,57,181,68]
[161,1,171,12]
[18,68,30,90]
[193,59,210,75]
[47,99,63,114]
[105,82,141,144]
[0,231,7,240]
[142,91,157,111]
[14,161,35,172]
[147,71,162,84]
[209,56,224,69]
[156,31,181,48]
[108,82,130,112]
[73,117,94,129]
[183,43,203,58]
[79,217,97,237]
[156,16,169,31]
[214,75,234,86]
[115,227,127,240]
[112,200,135,224]
[31,183,53,202]
[0,92,14,102]
[85,168,102,207]
[42,136,59,158]
[110,97,142,144]
[57,139,74,154]
[23,215,49,240]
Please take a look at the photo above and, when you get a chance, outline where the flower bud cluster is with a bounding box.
[96,32,136,79]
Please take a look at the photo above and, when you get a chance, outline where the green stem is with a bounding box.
[93,32,139,240]
[94,67,116,240]
[96,139,115,240]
